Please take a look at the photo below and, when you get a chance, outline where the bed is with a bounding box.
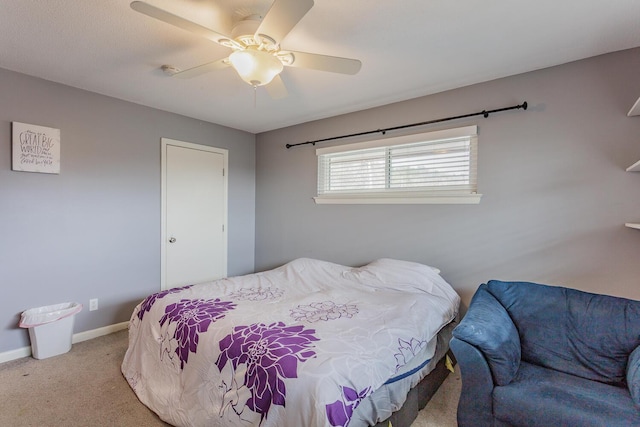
[121,258,459,427]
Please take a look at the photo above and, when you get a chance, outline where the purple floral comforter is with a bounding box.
[121,258,459,427]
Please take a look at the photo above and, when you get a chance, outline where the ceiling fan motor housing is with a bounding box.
[231,16,264,48]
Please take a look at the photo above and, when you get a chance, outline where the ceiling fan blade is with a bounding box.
[265,75,288,99]
[255,0,314,44]
[284,51,362,75]
[130,1,240,48]
[171,58,230,79]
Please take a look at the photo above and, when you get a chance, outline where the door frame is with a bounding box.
[160,138,229,290]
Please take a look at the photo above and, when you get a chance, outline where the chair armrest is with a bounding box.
[452,285,521,386]
[450,337,495,427]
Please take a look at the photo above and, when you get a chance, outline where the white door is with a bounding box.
[161,138,228,290]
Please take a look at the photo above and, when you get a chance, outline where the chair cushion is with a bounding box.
[493,362,640,427]
[628,345,640,406]
[486,280,640,386]
[452,285,520,386]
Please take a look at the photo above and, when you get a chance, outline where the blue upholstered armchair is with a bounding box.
[450,280,640,427]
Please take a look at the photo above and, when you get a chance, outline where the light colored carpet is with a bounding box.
[0,330,459,426]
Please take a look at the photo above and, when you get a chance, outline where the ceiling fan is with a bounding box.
[130,0,362,98]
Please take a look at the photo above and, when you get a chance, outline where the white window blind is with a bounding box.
[315,126,481,204]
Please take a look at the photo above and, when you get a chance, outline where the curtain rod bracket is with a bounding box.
[285,101,528,149]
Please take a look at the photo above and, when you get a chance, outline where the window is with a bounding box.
[315,125,481,204]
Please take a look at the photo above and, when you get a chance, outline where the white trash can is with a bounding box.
[19,302,83,359]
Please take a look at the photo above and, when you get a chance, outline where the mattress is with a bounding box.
[122,258,460,427]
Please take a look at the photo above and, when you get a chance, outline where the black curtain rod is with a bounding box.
[285,101,528,149]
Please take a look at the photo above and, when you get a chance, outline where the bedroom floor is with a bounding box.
[0,330,460,426]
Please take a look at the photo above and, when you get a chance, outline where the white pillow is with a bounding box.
[342,258,441,294]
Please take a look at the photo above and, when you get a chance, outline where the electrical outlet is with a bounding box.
[89,298,98,311]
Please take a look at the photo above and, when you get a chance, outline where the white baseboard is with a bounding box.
[0,321,129,364]
[72,321,129,344]
[0,346,32,364]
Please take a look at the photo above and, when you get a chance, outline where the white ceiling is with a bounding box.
[2,0,640,134]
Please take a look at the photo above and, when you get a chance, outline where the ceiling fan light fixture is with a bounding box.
[229,49,283,87]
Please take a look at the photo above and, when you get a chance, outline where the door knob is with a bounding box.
[169,237,176,243]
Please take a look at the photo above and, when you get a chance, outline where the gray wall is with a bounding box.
[255,47,640,307]
[0,68,256,353]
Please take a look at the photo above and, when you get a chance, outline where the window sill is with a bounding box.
[313,194,482,205]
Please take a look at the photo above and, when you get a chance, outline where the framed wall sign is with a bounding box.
[12,122,60,174]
